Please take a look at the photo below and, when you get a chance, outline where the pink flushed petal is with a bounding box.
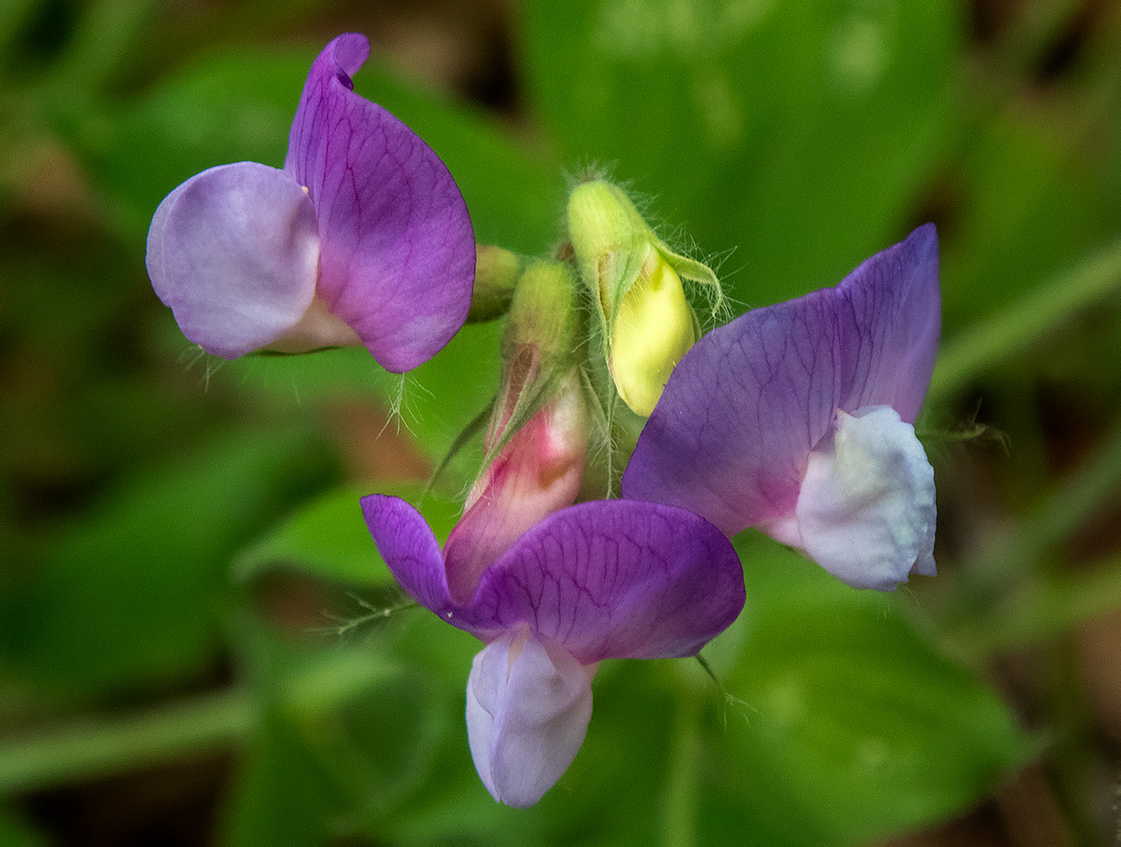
[622,224,940,537]
[361,496,744,665]
[285,33,475,373]
[146,162,319,359]
[443,371,588,604]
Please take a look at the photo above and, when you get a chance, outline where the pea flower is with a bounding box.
[361,496,743,807]
[146,33,475,372]
[623,224,940,591]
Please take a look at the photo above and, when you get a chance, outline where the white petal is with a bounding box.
[465,628,595,807]
[794,405,936,590]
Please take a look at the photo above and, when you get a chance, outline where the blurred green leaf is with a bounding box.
[930,235,1121,403]
[522,0,960,306]
[942,105,1120,328]
[0,806,47,847]
[221,320,504,478]
[224,605,473,844]
[5,425,336,695]
[222,706,339,847]
[0,689,252,797]
[714,534,1032,843]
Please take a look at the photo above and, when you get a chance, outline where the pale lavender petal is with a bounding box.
[285,33,475,373]
[466,628,594,807]
[460,500,744,664]
[360,494,454,614]
[622,224,940,536]
[794,406,937,590]
[146,162,319,359]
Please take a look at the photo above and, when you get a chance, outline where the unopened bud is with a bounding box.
[610,246,696,416]
[468,245,522,323]
[567,181,649,318]
[505,260,578,358]
[567,180,719,416]
[443,371,589,602]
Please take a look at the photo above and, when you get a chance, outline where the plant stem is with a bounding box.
[0,688,254,795]
[662,694,699,847]
[929,236,1121,404]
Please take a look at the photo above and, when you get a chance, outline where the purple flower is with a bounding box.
[361,495,744,806]
[623,224,941,591]
[146,33,475,372]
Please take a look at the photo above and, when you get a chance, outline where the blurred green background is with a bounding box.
[2,0,1120,844]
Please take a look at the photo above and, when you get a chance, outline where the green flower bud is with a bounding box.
[567,181,649,319]
[467,245,522,323]
[505,259,578,359]
[466,260,583,474]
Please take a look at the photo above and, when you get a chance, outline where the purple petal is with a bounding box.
[362,496,743,664]
[360,494,454,614]
[285,33,475,373]
[622,224,940,536]
[461,500,744,664]
[466,628,594,807]
[146,162,319,359]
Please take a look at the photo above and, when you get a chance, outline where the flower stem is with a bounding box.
[929,236,1121,404]
[0,688,254,796]
[662,693,700,847]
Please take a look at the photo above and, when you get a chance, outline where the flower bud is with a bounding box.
[609,245,696,416]
[567,180,720,416]
[443,370,590,602]
[504,260,579,358]
[442,260,588,602]
[468,245,522,323]
[567,181,650,317]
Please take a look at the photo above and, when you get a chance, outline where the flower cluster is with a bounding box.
[148,33,941,809]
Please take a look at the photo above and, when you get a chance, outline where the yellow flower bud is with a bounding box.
[566,179,720,417]
[609,245,696,416]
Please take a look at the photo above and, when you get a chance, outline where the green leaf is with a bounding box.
[941,106,1120,329]
[223,605,474,844]
[218,320,505,479]
[0,806,48,847]
[715,534,1032,843]
[5,425,335,695]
